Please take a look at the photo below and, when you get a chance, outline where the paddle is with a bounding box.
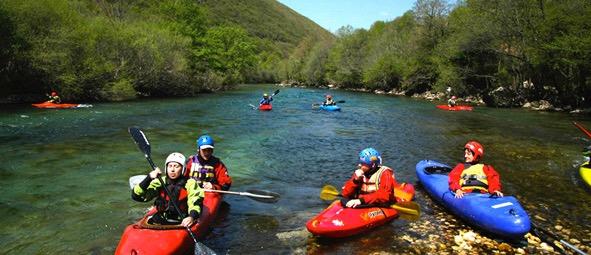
[319,185,420,217]
[128,127,216,255]
[573,121,591,138]
[531,223,587,255]
[129,175,280,204]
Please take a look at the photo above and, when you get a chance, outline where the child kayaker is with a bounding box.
[132,152,203,227]
[323,94,336,106]
[48,91,61,104]
[447,95,457,107]
[341,148,408,208]
[259,93,273,106]
[448,141,503,199]
[186,135,232,191]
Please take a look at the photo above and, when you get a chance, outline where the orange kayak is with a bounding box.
[259,104,272,111]
[436,105,473,111]
[115,192,222,255]
[32,101,92,109]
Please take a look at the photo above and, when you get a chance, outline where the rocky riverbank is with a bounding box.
[279,82,590,114]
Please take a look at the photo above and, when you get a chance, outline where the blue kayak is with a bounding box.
[319,105,341,111]
[416,160,531,239]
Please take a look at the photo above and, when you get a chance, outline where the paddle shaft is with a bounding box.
[203,189,274,199]
[573,121,591,138]
[532,223,587,255]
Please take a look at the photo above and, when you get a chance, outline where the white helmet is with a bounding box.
[165,152,186,175]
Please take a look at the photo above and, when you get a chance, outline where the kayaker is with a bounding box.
[132,152,204,227]
[341,148,399,208]
[448,141,503,199]
[447,96,457,107]
[186,135,232,191]
[259,93,273,106]
[323,95,336,106]
[48,91,61,104]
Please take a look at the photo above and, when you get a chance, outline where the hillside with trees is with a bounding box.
[0,0,333,102]
[296,0,591,109]
[2,0,589,109]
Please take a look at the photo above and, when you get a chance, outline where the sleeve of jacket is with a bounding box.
[358,169,395,205]
[341,172,362,199]
[132,177,162,202]
[212,161,232,191]
[185,178,204,219]
[448,164,464,191]
[484,165,502,193]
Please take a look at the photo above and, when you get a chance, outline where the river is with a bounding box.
[0,84,589,254]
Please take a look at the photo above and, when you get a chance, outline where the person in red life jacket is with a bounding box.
[323,94,336,106]
[341,148,401,208]
[447,95,457,107]
[448,141,504,199]
[48,91,61,104]
[186,135,232,191]
[132,152,204,227]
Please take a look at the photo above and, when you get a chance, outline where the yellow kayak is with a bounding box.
[581,162,591,187]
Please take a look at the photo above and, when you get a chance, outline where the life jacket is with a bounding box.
[189,156,217,186]
[360,166,392,194]
[459,163,489,192]
[154,180,188,220]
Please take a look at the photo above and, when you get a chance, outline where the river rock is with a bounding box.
[498,242,512,252]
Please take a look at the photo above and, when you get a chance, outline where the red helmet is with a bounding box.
[326,94,332,99]
[464,141,484,160]
[51,91,58,96]
[451,96,457,99]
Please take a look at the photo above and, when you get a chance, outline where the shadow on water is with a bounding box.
[0,84,590,254]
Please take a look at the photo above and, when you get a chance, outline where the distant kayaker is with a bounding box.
[48,91,61,104]
[132,152,204,227]
[186,135,232,191]
[341,148,400,208]
[447,96,457,107]
[323,94,336,106]
[259,93,273,106]
[448,141,503,199]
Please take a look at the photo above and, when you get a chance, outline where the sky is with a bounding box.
[277,0,416,33]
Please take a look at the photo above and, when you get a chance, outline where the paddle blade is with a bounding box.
[129,127,151,156]
[272,89,280,96]
[392,201,420,216]
[245,189,280,203]
[194,241,217,255]
[129,175,147,189]
[319,185,340,201]
[336,100,346,103]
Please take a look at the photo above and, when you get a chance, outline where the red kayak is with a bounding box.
[32,101,92,109]
[115,192,222,255]
[306,200,399,238]
[436,105,473,111]
[259,104,272,111]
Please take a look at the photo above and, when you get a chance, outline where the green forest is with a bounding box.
[1,0,590,108]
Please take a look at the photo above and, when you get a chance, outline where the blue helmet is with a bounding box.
[359,148,382,167]
[197,135,214,150]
